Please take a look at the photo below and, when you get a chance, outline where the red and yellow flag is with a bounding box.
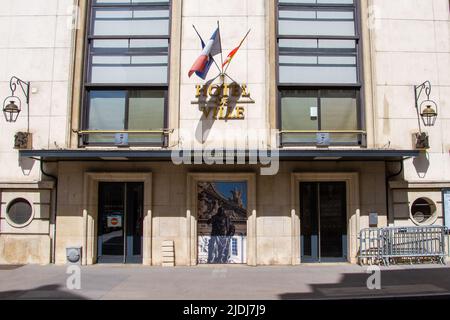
[222,29,251,69]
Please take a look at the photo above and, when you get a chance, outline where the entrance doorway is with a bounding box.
[300,182,348,263]
[197,181,248,264]
[97,182,144,264]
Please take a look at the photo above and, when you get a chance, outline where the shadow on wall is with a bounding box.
[195,78,217,145]
[194,79,248,145]
[278,267,450,300]
[0,284,86,300]
[18,156,35,176]
[413,152,430,178]
[383,94,390,135]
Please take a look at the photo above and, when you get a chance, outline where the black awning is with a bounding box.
[19,149,420,162]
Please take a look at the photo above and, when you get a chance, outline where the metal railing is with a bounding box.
[358,228,385,265]
[279,130,367,147]
[359,226,448,266]
[447,234,450,259]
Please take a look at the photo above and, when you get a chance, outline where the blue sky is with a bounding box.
[214,181,247,208]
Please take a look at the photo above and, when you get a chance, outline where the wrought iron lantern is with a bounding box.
[3,96,21,123]
[420,101,438,127]
[415,81,438,128]
[2,76,30,124]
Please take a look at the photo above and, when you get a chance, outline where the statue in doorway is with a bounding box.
[231,188,244,208]
[207,206,235,264]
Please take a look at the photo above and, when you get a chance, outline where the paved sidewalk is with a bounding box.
[0,264,449,300]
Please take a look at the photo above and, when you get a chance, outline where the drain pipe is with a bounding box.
[385,160,404,227]
[40,160,58,264]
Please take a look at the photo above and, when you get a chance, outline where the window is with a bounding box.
[277,0,365,146]
[232,238,238,256]
[82,0,171,146]
[411,198,437,225]
[444,189,450,230]
[6,198,33,228]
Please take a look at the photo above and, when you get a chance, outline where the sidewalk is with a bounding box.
[0,264,449,300]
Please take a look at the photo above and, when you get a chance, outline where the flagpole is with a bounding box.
[192,24,203,43]
[223,29,251,75]
[192,25,221,74]
[217,20,224,75]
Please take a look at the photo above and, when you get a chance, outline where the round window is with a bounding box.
[6,198,33,227]
[411,198,437,225]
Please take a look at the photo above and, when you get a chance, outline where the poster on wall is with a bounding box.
[444,189,450,231]
[197,181,248,264]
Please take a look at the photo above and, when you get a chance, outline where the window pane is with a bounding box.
[92,39,169,53]
[280,89,360,145]
[95,0,169,4]
[90,39,169,84]
[90,54,168,84]
[93,8,169,36]
[88,91,126,143]
[320,90,358,143]
[278,38,358,84]
[279,39,356,51]
[278,8,355,37]
[7,199,33,226]
[279,0,353,4]
[128,90,165,143]
[281,90,318,144]
[279,65,357,84]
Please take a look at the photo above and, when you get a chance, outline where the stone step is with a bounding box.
[161,240,175,267]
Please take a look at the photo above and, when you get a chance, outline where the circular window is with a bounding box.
[411,198,437,225]
[6,198,33,227]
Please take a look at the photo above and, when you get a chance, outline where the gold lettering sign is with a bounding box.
[192,83,255,120]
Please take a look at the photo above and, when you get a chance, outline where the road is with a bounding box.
[0,264,449,300]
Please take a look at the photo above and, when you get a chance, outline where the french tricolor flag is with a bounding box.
[188,27,221,80]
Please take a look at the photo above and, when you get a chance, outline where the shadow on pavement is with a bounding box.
[0,284,87,300]
[279,267,450,300]
[0,265,24,271]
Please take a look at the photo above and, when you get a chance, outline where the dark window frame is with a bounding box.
[6,198,33,227]
[411,197,437,225]
[276,0,366,147]
[279,88,362,147]
[80,0,172,147]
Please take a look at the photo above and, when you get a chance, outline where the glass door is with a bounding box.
[300,182,348,263]
[300,182,319,262]
[126,183,144,264]
[98,182,143,264]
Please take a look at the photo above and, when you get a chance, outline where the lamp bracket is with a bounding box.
[9,76,30,105]
[415,80,432,102]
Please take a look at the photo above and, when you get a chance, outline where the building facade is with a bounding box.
[0,0,449,266]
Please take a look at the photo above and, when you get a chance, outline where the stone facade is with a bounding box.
[0,0,73,264]
[53,161,385,266]
[0,0,449,265]
[369,0,450,227]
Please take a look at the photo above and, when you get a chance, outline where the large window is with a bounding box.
[81,0,171,146]
[277,0,365,146]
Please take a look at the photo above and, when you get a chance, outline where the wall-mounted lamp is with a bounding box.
[2,76,30,126]
[415,81,438,128]
[3,97,21,123]
[2,76,32,149]
[413,81,438,150]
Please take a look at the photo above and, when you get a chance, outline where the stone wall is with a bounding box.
[370,0,450,181]
[55,161,386,266]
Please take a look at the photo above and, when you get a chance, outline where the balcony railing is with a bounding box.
[76,129,173,147]
[279,130,367,147]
